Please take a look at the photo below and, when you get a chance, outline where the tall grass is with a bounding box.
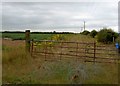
[2,44,118,84]
[2,42,33,84]
[2,45,28,64]
[2,34,118,84]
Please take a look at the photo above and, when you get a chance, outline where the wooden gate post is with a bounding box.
[25,30,30,52]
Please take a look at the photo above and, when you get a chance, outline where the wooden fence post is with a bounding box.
[25,30,30,52]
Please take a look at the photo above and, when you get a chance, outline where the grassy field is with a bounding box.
[1,32,55,40]
[2,33,119,84]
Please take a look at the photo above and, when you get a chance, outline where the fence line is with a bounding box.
[30,40,119,64]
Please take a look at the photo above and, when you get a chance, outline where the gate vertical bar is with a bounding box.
[93,42,96,64]
[31,39,33,56]
[25,30,30,52]
[76,42,78,61]
[60,42,63,60]
[45,41,47,61]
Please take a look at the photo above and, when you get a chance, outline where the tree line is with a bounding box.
[2,31,74,34]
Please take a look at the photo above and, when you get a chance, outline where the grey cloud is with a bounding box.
[2,0,120,2]
[2,2,118,32]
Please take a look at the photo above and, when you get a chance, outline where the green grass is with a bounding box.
[1,32,95,42]
[2,33,25,40]
[31,34,54,41]
[1,33,55,40]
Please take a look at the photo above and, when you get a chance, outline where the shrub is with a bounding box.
[52,34,64,41]
[116,35,120,43]
[114,33,119,41]
[90,30,98,38]
[97,28,119,44]
[81,30,90,35]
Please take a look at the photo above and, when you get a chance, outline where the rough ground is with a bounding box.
[2,35,119,84]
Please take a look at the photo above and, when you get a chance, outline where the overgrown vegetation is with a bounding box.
[2,33,118,84]
[116,35,120,43]
[97,28,118,44]
[80,28,119,44]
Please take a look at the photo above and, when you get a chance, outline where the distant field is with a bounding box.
[1,33,55,40]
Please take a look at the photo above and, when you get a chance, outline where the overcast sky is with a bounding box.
[1,1,119,32]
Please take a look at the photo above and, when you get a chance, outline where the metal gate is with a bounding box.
[30,40,119,63]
